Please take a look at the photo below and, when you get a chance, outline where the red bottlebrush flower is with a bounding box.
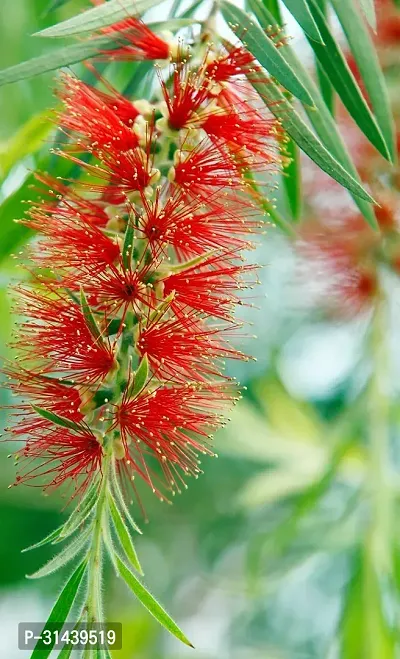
[14,288,116,384]
[11,423,103,495]
[140,187,259,260]
[25,202,120,282]
[115,382,236,493]
[137,310,245,383]
[158,63,212,130]
[6,28,265,512]
[98,17,170,61]
[161,251,258,321]
[57,74,139,155]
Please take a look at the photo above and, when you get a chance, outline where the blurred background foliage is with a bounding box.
[1,0,400,657]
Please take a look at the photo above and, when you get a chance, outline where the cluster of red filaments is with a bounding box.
[6,23,281,501]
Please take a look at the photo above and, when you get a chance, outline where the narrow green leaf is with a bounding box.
[263,0,282,21]
[108,492,143,574]
[121,60,155,98]
[248,74,374,203]
[315,59,334,115]
[35,0,164,38]
[169,0,184,18]
[56,484,99,542]
[111,459,142,535]
[22,525,64,553]
[220,1,314,106]
[32,406,83,433]
[179,0,204,18]
[27,530,90,579]
[129,355,149,399]
[282,137,302,220]
[0,170,35,260]
[304,0,390,161]
[122,221,135,271]
[57,641,74,659]
[149,291,175,323]
[80,288,103,343]
[148,18,199,30]
[313,0,334,115]
[0,36,120,87]
[116,556,194,647]
[0,20,193,88]
[247,0,377,225]
[30,560,87,659]
[359,0,377,30]
[281,0,324,43]
[340,546,395,658]
[330,0,395,162]
[0,112,53,179]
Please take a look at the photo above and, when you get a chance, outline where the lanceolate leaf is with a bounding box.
[247,0,377,226]
[313,0,334,115]
[0,36,120,87]
[57,642,74,659]
[56,484,99,542]
[122,221,135,271]
[35,0,164,38]
[179,0,204,19]
[315,57,334,115]
[116,556,194,647]
[220,1,314,106]
[330,0,395,162]
[0,171,36,261]
[22,525,64,553]
[248,74,374,203]
[282,138,302,220]
[340,546,395,658]
[108,492,143,574]
[0,112,53,179]
[264,0,282,19]
[281,0,323,43]
[80,288,104,343]
[27,529,90,579]
[359,0,377,30]
[129,355,149,398]
[146,18,199,30]
[305,0,391,161]
[31,560,87,659]
[32,406,83,433]
[111,460,142,535]
[0,21,197,87]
